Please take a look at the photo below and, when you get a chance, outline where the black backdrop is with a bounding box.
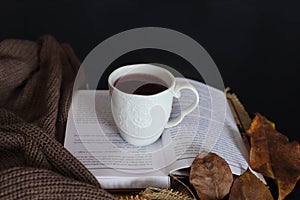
[1,0,300,199]
[1,0,299,140]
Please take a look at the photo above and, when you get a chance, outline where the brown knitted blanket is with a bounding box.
[0,36,114,199]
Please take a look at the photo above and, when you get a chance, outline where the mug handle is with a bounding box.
[165,81,199,128]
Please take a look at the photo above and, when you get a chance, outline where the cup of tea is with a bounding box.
[108,63,199,146]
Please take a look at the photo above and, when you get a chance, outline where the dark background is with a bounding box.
[1,0,300,199]
[1,0,299,139]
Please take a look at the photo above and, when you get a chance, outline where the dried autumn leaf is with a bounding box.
[189,152,233,200]
[247,113,300,200]
[229,170,274,200]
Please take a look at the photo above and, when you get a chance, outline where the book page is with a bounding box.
[159,78,249,174]
[65,92,169,169]
[64,78,250,189]
[65,90,174,189]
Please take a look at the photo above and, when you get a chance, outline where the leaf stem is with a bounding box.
[168,173,197,200]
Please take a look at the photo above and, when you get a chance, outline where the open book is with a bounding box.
[64,78,253,189]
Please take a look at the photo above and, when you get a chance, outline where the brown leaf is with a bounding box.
[247,113,300,200]
[189,152,233,200]
[229,170,274,200]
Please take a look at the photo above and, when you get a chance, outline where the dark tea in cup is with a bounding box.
[113,74,168,95]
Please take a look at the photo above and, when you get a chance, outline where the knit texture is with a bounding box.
[0,36,114,199]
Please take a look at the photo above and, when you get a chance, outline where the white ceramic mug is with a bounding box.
[108,64,199,146]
